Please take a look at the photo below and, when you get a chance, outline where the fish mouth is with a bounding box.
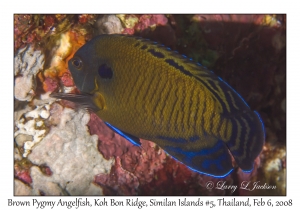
[50,92,101,112]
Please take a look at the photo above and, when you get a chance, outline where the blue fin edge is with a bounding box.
[164,151,233,178]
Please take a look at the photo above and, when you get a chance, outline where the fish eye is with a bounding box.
[98,63,113,79]
[72,58,83,69]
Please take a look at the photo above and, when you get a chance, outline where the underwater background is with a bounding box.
[14,14,286,196]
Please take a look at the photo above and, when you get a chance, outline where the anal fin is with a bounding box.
[161,138,234,177]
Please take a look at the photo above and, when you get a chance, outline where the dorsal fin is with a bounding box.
[115,34,252,115]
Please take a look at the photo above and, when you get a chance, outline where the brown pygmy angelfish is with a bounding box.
[51,34,265,177]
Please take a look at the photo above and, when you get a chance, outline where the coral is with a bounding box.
[27,108,114,195]
[14,166,32,184]
[14,147,22,161]
[192,14,282,28]
[135,14,168,31]
[60,72,74,87]
[42,77,59,92]
[47,102,64,126]
[77,14,97,25]
[88,113,167,177]
[14,158,33,184]
[29,166,66,195]
[95,15,123,35]
[14,15,78,52]
[14,179,33,196]
[119,14,176,47]
[40,164,53,176]
[14,46,45,101]
[15,134,33,147]
[117,14,139,30]
[122,27,135,35]
[261,143,286,195]
[14,99,53,157]
[42,32,73,79]
[95,157,140,195]
[41,30,87,93]
[78,15,89,24]
[14,15,41,51]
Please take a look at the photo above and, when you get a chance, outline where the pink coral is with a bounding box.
[95,157,139,195]
[122,28,135,35]
[14,15,37,51]
[88,113,167,185]
[135,15,168,31]
[16,171,32,184]
[39,165,53,176]
[192,14,265,24]
[150,14,168,26]
[43,15,55,30]
[124,14,176,48]
[60,72,74,87]
[43,77,58,92]
[14,163,32,184]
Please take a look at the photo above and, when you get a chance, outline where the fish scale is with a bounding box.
[155,81,171,127]
[51,34,265,177]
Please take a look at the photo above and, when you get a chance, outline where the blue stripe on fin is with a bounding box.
[105,122,141,146]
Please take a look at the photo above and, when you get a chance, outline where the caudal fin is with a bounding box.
[225,110,265,172]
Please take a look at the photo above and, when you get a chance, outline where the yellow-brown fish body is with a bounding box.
[52,34,265,177]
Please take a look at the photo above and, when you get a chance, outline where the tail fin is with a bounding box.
[225,110,265,172]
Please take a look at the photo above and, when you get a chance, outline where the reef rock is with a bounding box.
[14,179,33,196]
[14,46,44,101]
[28,108,114,195]
[14,100,52,157]
[95,15,123,35]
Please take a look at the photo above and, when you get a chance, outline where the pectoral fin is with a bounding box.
[50,92,105,112]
